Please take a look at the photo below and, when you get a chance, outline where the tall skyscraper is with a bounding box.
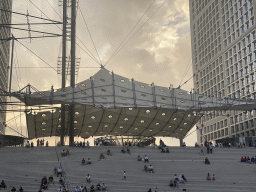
[189,0,255,144]
[0,1,12,135]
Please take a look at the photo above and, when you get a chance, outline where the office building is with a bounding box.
[0,1,12,135]
[189,0,256,144]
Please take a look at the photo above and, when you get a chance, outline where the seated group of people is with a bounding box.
[82,158,92,165]
[88,183,106,192]
[61,149,70,157]
[240,156,256,163]
[69,141,90,148]
[25,141,33,148]
[121,147,130,154]
[74,186,87,192]
[174,173,187,184]
[143,165,154,173]
[169,180,179,188]
[206,173,215,181]
[160,147,170,153]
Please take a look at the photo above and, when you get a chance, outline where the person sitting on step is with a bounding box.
[41,176,47,185]
[148,164,154,173]
[86,174,91,183]
[127,148,130,155]
[102,183,107,191]
[206,173,211,181]
[99,153,105,160]
[107,149,112,156]
[121,147,126,154]
[201,149,204,156]
[96,183,101,191]
[87,158,91,165]
[82,158,86,165]
[212,174,215,181]
[166,148,170,153]
[48,175,54,184]
[144,165,148,172]
[0,180,6,189]
[144,155,149,163]
[181,173,187,182]
[173,180,179,189]
[137,155,142,161]
[90,185,95,192]
[161,148,166,153]
[169,180,174,188]
[205,157,210,165]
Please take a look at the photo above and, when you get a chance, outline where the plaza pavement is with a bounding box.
[0,145,256,192]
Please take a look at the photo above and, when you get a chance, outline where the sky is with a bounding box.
[6,0,196,146]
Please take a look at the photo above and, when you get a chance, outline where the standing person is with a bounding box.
[11,187,16,192]
[18,187,23,192]
[37,139,39,147]
[206,143,210,154]
[210,143,213,154]
[123,171,126,180]
[152,137,156,147]
[87,141,90,147]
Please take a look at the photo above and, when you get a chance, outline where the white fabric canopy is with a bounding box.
[15,69,256,139]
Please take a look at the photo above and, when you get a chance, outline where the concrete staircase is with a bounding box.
[0,146,256,191]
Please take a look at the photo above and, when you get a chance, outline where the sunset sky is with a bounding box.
[6,0,196,146]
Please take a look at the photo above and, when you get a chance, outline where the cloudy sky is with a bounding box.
[6,0,195,146]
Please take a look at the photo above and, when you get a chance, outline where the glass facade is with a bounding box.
[190,0,256,144]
